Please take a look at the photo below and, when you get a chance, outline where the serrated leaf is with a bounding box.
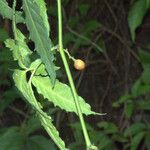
[13,70,68,150]
[5,29,32,69]
[39,114,69,150]
[23,0,56,85]
[128,0,148,41]
[29,59,59,76]
[0,0,24,23]
[35,0,50,36]
[32,76,99,115]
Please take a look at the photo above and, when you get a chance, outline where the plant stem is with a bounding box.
[12,0,17,40]
[57,0,92,149]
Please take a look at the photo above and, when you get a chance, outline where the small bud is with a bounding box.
[74,59,86,70]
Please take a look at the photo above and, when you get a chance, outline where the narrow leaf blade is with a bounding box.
[23,0,56,84]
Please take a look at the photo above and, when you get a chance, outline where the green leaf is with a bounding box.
[68,16,80,28]
[137,84,150,96]
[146,0,150,8]
[141,63,150,84]
[26,116,41,135]
[5,29,32,69]
[34,0,50,36]
[124,122,146,137]
[131,131,145,150]
[97,121,118,134]
[138,100,150,110]
[139,49,150,63]
[29,59,59,76]
[0,127,57,150]
[98,133,114,150]
[70,122,84,141]
[125,102,135,118]
[0,28,9,42]
[0,127,25,150]
[131,79,141,97]
[38,114,69,150]
[128,0,148,41]
[26,135,56,150]
[23,0,56,84]
[84,20,101,35]
[32,76,99,115]
[0,89,18,113]
[0,48,13,62]
[112,94,132,107]
[78,4,90,16]
[145,133,150,150]
[112,134,127,143]
[13,70,68,150]
[13,69,42,111]
[0,0,24,23]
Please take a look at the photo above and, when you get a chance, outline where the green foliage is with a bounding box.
[131,131,145,150]
[128,0,150,41]
[0,27,19,113]
[32,75,97,115]
[13,69,68,150]
[97,122,118,134]
[0,0,24,23]
[22,0,56,85]
[0,0,100,149]
[0,121,57,150]
[0,28,9,42]
[34,0,50,36]
[0,0,150,149]
[5,29,32,69]
[69,122,116,150]
[124,122,146,137]
[78,4,90,16]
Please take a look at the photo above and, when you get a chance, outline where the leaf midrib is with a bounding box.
[24,0,51,66]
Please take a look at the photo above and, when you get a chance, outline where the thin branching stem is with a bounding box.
[57,0,93,149]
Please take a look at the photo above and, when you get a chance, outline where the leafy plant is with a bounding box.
[0,0,102,149]
[128,0,150,41]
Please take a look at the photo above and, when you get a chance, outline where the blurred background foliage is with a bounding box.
[0,0,150,149]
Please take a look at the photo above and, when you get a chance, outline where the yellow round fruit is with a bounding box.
[74,59,86,70]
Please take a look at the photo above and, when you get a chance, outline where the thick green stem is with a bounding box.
[57,0,91,149]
